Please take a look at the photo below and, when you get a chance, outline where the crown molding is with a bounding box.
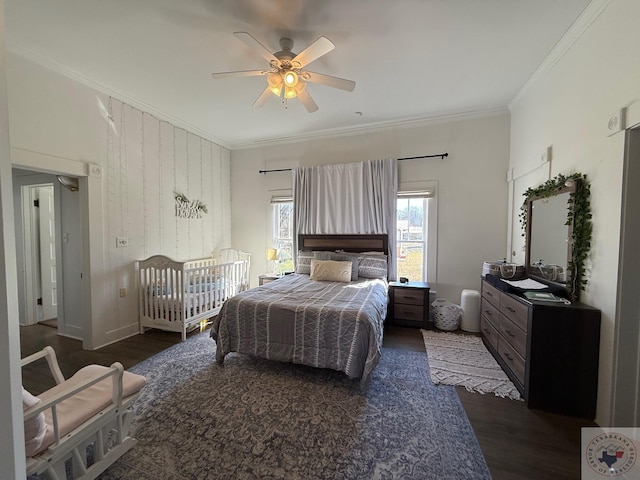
[229,106,509,150]
[509,0,613,109]
[6,42,230,150]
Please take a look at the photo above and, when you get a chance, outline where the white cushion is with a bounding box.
[310,259,352,283]
[34,365,146,456]
[22,387,47,457]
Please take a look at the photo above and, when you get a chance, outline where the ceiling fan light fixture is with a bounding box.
[284,86,298,99]
[270,85,282,96]
[283,70,298,87]
[266,72,283,96]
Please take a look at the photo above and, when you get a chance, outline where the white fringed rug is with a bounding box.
[420,330,522,400]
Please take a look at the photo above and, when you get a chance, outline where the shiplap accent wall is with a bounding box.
[104,98,231,339]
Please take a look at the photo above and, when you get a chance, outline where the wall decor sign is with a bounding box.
[175,191,208,219]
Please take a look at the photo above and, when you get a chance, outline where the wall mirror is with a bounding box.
[521,173,592,301]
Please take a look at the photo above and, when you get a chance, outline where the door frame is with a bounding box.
[12,147,105,349]
[611,101,640,426]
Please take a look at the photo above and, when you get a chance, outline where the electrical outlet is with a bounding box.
[116,236,128,248]
[119,288,127,297]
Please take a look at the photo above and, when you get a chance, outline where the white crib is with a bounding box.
[136,251,250,340]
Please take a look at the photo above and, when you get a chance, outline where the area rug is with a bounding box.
[420,330,522,400]
[98,331,491,480]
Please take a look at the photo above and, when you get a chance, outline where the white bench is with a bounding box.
[22,346,146,480]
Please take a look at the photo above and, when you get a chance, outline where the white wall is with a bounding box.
[231,112,511,303]
[508,0,640,425]
[0,0,27,475]
[6,54,233,348]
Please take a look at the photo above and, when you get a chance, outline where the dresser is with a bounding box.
[388,281,430,328]
[481,278,601,419]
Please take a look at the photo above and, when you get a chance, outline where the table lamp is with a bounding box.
[266,248,279,275]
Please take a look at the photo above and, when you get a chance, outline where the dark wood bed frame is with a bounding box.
[298,234,388,255]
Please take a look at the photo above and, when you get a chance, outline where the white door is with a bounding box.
[38,186,57,320]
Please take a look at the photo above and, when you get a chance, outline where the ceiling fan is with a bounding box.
[211,32,356,113]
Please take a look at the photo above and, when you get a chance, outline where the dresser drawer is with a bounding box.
[394,289,424,306]
[499,313,527,358]
[394,304,425,322]
[481,298,500,329]
[498,337,525,385]
[500,294,529,332]
[481,315,499,351]
[481,280,501,308]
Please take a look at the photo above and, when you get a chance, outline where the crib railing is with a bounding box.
[137,255,250,340]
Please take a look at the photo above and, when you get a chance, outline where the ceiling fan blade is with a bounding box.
[297,88,319,113]
[234,32,278,63]
[253,86,274,108]
[292,37,335,68]
[303,72,356,92]
[211,70,267,79]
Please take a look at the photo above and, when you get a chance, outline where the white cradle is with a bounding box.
[22,346,146,480]
[136,250,251,340]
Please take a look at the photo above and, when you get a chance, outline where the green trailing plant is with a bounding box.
[519,172,592,301]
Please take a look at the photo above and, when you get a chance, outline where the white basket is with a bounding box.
[431,298,462,331]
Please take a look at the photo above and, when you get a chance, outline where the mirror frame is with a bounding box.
[520,173,592,301]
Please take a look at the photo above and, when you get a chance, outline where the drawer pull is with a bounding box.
[503,352,513,361]
[506,306,516,313]
[403,296,416,300]
[486,291,494,297]
[484,310,493,316]
[504,328,515,338]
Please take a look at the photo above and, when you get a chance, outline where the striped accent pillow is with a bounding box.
[296,250,314,275]
[358,254,388,279]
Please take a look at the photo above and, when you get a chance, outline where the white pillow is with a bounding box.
[22,387,47,457]
[310,259,352,283]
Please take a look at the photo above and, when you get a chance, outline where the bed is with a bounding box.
[137,250,251,340]
[211,234,389,383]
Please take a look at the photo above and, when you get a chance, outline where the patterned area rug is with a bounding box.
[98,331,491,480]
[420,330,521,400]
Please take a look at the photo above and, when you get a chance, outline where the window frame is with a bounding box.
[270,193,294,274]
[396,181,437,283]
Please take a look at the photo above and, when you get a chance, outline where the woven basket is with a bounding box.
[431,298,462,331]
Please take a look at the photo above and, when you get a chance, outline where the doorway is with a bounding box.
[13,168,84,341]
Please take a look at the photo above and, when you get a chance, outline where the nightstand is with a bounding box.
[388,281,430,328]
[258,274,282,286]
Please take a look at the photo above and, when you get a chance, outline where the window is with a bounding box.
[271,196,294,273]
[396,186,436,283]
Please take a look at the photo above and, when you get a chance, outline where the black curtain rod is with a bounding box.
[258,152,448,174]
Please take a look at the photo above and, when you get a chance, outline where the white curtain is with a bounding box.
[293,158,398,279]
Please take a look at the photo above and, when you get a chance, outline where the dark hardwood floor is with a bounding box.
[20,323,592,479]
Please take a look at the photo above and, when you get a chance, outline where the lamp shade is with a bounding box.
[283,70,298,87]
[266,248,278,261]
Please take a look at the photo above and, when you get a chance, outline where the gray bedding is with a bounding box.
[211,273,388,382]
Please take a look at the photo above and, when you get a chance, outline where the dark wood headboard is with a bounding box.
[298,234,388,255]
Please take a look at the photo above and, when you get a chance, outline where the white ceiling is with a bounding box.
[5,0,592,149]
